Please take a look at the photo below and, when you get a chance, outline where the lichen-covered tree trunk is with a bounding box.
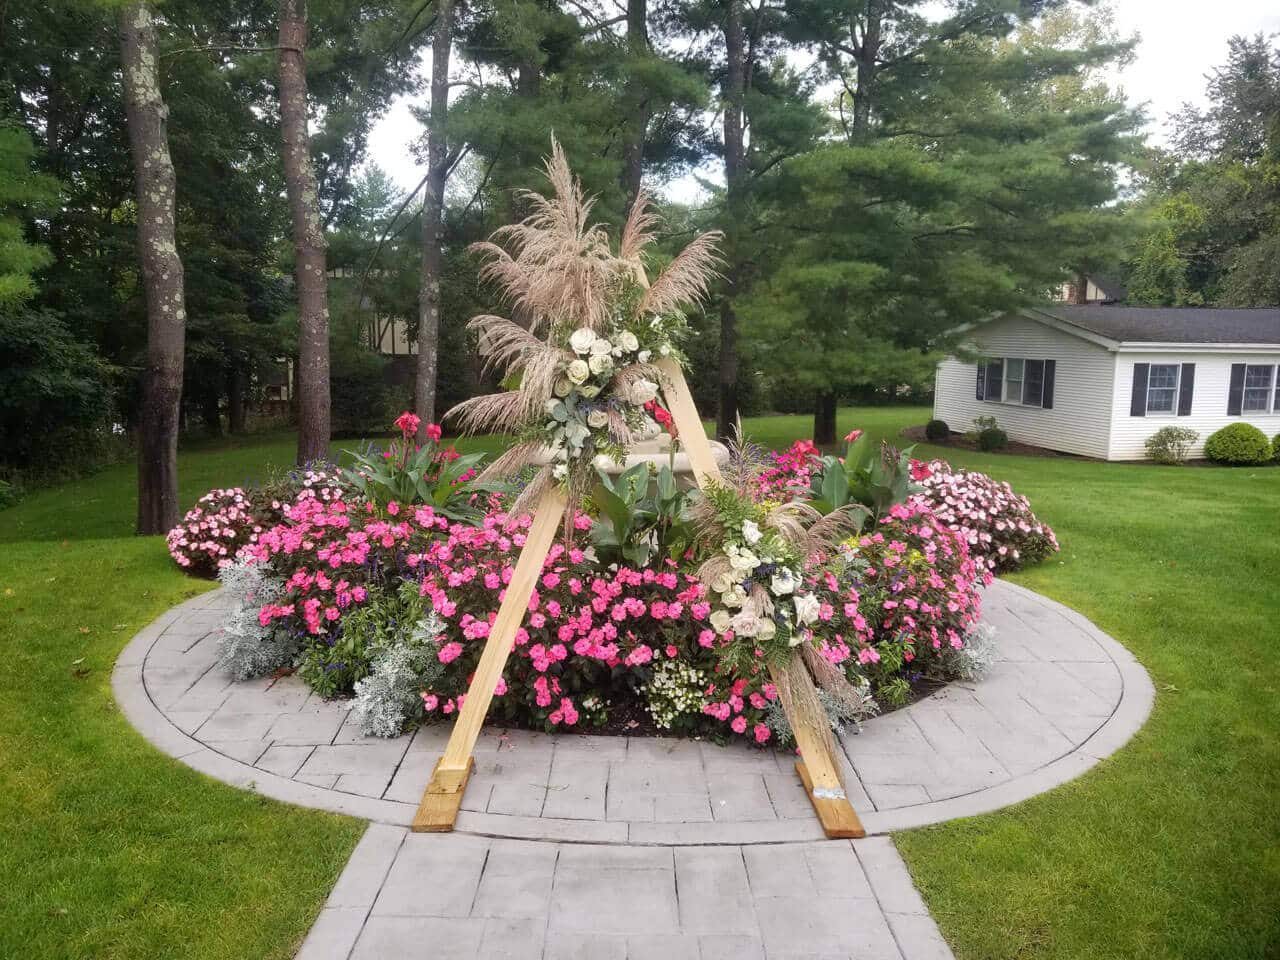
[415,0,454,429]
[715,0,745,442]
[120,1,186,535]
[278,0,331,464]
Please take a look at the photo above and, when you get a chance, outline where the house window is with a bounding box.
[1146,364,1180,414]
[1003,358,1024,404]
[1243,364,1276,413]
[979,357,1051,407]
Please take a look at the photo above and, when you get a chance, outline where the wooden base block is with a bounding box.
[796,761,866,839]
[411,757,474,833]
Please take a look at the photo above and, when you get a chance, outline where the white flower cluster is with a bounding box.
[353,613,448,738]
[216,559,298,680]
[643,659,709,729]
[705,520,819,648]
[543,322,669,482]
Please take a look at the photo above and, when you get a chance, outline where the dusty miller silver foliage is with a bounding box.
[216,559,298,680]
[353,613,448,738]
[943,622,999,680]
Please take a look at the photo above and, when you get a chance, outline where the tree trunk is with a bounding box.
[228,361,248,433]
[415,0,454,430]
[813,390,837,446]
[850,0,881,143]
[279,0,331,465]
[715,0,745,442]
[619,0,649,207]
[120,1,186,535]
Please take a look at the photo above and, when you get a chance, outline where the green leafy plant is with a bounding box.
[1145,425,1200,465]
[1273,434,1280,462]
[590,462,692,567]
[977,426,1008,451]
[341,413,496,521]
[1204,423,1272,465]
[806,432,913,519]
[925,418,950,442]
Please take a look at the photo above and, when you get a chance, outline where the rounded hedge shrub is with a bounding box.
[925,418,950,442]
[1203,423,1272,465]
[977,426,1008,451]
[1273,433,1280,462]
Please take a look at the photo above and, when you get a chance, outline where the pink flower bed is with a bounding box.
[166,488,265,576]
[912,460,1059,575]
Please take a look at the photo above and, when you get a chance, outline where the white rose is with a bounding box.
[728,547,759,573]
[587,409,609,429]
[553,377,572,397]
[722,585,746,609]
[793,592,820,626]
[741,520,762,545]
[590,338,612,356]
[619,330,639,352]
[569,328,596,354]
[709,609,732,633]
[730,612,760,637]
[588,353,614,376]
[711,573,733,594]
[637,349,652,363]
[629,378,659,406]
[756,618,777,641]
[566,359,590,384]
[770,568,798,596]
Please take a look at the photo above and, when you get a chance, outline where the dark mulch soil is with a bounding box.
[902,425,1097,461]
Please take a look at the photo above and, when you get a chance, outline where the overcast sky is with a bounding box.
[365,0,1280,201]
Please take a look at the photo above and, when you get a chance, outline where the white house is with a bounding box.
[932,305,1280,460]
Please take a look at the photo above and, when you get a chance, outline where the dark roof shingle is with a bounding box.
[1034,305,1280,345]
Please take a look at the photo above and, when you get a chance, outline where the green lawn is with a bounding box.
[1,408,1276,959]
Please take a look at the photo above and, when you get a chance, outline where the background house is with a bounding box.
[933,305,1280,460]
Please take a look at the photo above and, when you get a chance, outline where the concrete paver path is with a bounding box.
[114,579,1153,959]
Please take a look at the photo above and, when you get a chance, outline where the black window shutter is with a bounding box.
[1130,363,1149,417]
[987,360,1003,401]
[1178,363,1195,416]
[1226,363,1246,415]
[1043,359,1056,409]
[975,363,986,400]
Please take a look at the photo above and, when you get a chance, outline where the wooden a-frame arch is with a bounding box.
[412,358,865,839]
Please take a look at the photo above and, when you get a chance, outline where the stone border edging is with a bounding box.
[112,581,1155,841]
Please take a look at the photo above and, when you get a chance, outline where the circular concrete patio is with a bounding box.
[113,578,1153,841]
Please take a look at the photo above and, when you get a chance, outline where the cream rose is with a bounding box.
[770,568,798,596]
[618,330,639,352]
[793,592,820,625]
[569,328,596,354]
[756,618,777,641]
[588,353,614,376]
[711,572,733,594]
[553,377,572,398]
[587,409,609,429]
[629,378,659,406]
[590,338,612,356]
[709,609,732,633]
[566,359,591,384]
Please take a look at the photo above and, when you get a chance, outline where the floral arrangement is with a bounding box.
[447,140,720,517]
[751,439,821,499]
[912,460,1059,575]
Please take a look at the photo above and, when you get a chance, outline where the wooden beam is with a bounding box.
[412,485,568,832]
[655,357,723,486]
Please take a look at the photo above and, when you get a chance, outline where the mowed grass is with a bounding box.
[0,408,1277,959]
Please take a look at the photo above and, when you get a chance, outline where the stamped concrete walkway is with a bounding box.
[113,579,1154,959]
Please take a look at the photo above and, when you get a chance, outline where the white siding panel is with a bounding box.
[1107,352,1280,460]
[932,314,1115,459]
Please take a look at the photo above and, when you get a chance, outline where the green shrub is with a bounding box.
[925,418,950,442]
[1144,425,1200,465]
[977,427,1008,451]
[1203,423,1272,465]
[1273,434,1280,462]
